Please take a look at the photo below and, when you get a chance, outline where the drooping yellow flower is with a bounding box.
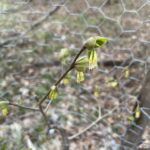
[2,107,9,116]
[75,56,88,72]
[128,105,141,123]
[84,36,108,69]
[76,71,84,83]
[134,105,141,119]
[48,85,58,100]
[74,56,88,83]
[88,49,98,69]
[63,73,71,85]
[123,66,130,78]
[0,101,9,117]
[59,48,69,60]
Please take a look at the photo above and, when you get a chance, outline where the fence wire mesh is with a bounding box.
[0,0,150,150]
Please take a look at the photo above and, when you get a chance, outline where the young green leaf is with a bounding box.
[84,36,108,49]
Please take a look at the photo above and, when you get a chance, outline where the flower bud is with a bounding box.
[48,85,58,100]
[63,74,71,85]
[84,36,108,49]
[134,105,141,119]
[59,48,69,60]
[75,56,88,72]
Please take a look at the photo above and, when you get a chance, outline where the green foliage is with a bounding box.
[0,144,7,150]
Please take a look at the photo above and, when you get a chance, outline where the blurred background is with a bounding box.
[0,0,149,149]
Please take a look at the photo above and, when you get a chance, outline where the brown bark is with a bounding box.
[121,70,150,149]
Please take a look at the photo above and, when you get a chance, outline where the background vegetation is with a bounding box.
[0,0,149,149]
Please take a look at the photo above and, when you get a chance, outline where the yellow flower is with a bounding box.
[93,85,100,97]
[2,107,9,116]
[76,71,84,83]
[88,49,98,69]
[75,56,88,72]
[84,36,108,49]
[134,105,141,119]
[128,116,135,123]
[128,105,141,123]
[0,101,9,116]
[63,74,71,85]
[106,77,118,88]
[48,85,58,100]
[59,48,69,60]
[75,56,88,82]
[123,66,130,78]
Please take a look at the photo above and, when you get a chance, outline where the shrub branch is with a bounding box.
[38,45,86,128]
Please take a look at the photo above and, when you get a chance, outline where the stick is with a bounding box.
[68,107,117,140]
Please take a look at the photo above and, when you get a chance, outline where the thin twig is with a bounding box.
[38,45,86,129]
[55,45,86,86]
[39,94,51,129]
[44,100,52,113]
[68,107,117,140]
[50,125,70,150]
[9,102,39,111]
[1,3,65,130]
[29,5,61,31]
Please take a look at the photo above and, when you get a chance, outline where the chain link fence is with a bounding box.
[0,0,150,150]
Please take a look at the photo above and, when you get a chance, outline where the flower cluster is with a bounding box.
[48,36,108,101]
[74,56,88,83]
[85,36,108,69]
